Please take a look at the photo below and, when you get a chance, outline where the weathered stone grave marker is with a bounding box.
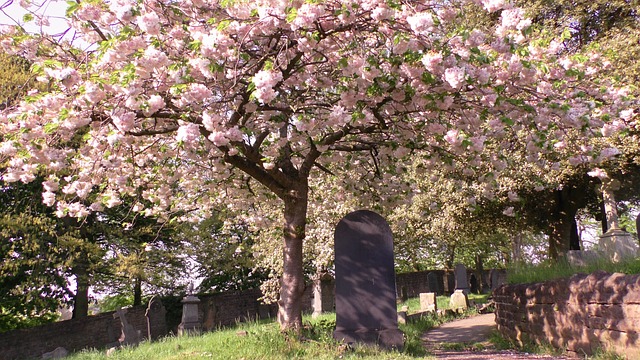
[490,269,507,291]
[333,210,404,349]
[449,289,469,312]
[420,292,437,313]
[113,308,141,346]
[427,271,442,295]
[454,263,469,295]
[312,271,335,318]
[178,285,202,335]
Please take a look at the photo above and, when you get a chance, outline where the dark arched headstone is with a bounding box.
[333,210,404,349]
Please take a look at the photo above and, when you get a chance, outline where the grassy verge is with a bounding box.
[397,293,490,314]
[67,295,486,360]
[507,257,640,285]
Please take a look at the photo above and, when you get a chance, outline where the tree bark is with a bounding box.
[547,187,585,260]
[133,276,142,306]
[72,263,89,319]
[277,188,308,333]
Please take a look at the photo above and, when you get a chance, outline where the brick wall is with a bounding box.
[494,271,640,357]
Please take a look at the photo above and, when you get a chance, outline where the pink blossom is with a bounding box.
[502,207,515,217]
[176,122,201,143]
[444,129,463,146]
[587,168,608,179]
[43,191,56,206]
[208,131,229,147]
[83,82,105,104]
[138,12,161,35]
[145,95,165,116]
[407,12,434,35]
[421,53,442,72]
[443,67,466,89]
[482,0,507,12]
[110,109,136,132]
[252,70,282,103]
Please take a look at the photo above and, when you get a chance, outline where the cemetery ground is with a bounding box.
[64,294,493,360]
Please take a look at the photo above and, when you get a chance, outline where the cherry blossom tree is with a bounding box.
[1,0,636,331]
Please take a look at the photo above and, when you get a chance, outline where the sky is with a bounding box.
[0,0,69,35]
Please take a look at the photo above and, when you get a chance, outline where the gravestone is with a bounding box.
[469,273,478,294]
[444,271,455,294]
[113,308,141,346]
[333,210,404,349]
[145,296,167,340]
[490,269,507,291]
[312,271,335,318]
[427,272,443,295]
[419,292,437,312]
[449,289,469,312]
[178,286,202,335]
[454,264,469,295]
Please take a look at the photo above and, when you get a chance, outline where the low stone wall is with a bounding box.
[494,271,640,357]
[0,305,154,360]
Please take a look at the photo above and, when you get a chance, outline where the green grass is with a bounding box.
[397,293,490,314]
[507,256,640,285]
[67,294,490,360]
[66,313,437,360]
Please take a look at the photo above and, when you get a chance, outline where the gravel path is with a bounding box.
[421,314,570,359]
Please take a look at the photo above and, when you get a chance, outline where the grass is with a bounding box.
[397,293,490,314]
[66,295,487,360]
[507,256,640,285]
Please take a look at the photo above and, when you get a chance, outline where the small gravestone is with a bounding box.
[454,264,469,294]
[312,271,335,318]
[449,289,469,312]
[113,308,141,346]
[490,269,507,290]
[470,273,478,294]
[333,210,404,350]
[145,296,167,340]
[427,272,441,295]
[419,292,437,312]
[178,285,202,335]
[444,271,455,294]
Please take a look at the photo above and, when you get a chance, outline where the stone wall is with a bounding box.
[0,286,313,360]
[494,271,640,357]
[0,305,151,360]
[396,270,446,297]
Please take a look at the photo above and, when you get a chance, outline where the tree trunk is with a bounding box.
[569,218,580,251]
[133,276,142,306]
[511,233,522,263]
[277,189,308,332]
[474,254,486,293]
[547,187,584,260]
[72,263,89,319]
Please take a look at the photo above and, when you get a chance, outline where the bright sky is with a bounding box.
[0,0,69,35]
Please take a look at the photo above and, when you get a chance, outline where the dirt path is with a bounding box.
[421,314,570,359]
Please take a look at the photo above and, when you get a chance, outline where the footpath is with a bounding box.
[421,313,570,359]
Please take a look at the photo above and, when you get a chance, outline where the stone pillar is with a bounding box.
[178,289,201,335]
[598,178,639,262]
[312,271,335,318]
